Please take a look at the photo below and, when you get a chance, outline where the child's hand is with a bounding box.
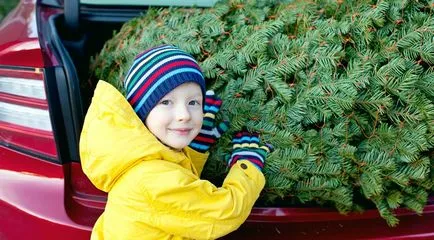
[189,90,229,153]
[227,131,273,171]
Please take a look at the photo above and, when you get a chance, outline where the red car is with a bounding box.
[0,0,433,239]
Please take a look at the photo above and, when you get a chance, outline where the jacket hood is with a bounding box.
[79,80,189,192]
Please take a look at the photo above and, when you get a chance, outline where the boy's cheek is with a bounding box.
[193,127,201,137]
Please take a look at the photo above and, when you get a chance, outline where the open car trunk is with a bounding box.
[41,2,434,239]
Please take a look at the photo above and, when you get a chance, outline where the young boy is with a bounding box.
[80,45,271,240]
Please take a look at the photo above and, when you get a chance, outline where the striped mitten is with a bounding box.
[189,90,229,153]
[227,131,272,171]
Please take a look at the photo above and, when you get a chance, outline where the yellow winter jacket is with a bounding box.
[79,81,266,240]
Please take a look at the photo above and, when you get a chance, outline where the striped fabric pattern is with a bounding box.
[189,90,229,153]
[124,45,206,121]
[227,131,272,171]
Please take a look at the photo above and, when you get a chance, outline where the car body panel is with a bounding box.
[0,146,91,239]
[0,0,44,68]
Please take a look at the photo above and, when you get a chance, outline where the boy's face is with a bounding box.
[145,82,203,150]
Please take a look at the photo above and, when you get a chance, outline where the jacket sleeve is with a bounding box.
[183,146,209,177]
[138,159,265,240]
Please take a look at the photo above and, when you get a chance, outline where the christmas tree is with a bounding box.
[89,0,434,226]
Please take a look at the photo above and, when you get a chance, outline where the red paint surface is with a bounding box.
[0,0,44,67]
[0,146,91,239]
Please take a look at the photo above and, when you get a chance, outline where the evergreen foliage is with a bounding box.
[89,0,434,226]
[0,0,18,22]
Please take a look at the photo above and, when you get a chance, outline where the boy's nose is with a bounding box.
[175,104,191,121]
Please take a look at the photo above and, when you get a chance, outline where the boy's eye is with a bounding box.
[160,100,170,105]
[189,100,201,106]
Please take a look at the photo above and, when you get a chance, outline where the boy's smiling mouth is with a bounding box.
[169,128,193,136]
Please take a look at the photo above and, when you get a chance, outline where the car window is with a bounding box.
[80,0,218,7]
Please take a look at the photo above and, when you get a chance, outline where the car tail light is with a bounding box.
[0,67,57,160]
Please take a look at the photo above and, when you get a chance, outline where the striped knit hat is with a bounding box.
[124,45,206,121]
